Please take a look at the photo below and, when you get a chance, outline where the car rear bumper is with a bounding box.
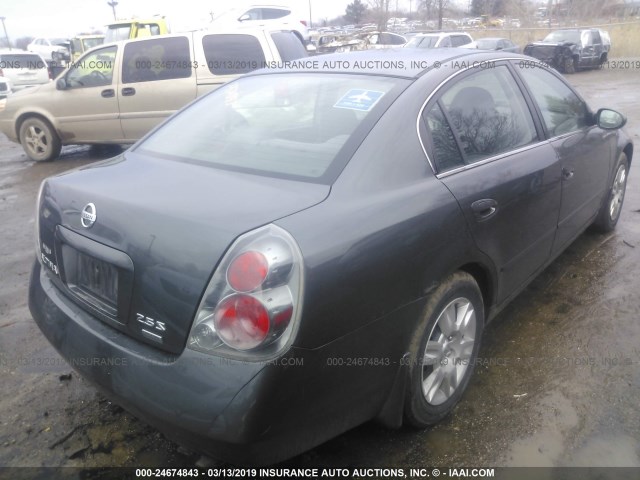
[29,260,414,464]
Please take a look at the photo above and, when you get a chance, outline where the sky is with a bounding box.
[0,0,472,40]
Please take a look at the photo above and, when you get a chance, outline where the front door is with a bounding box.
[517,65,611,254]
[53,45,124,143]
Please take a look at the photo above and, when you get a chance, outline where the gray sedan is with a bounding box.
[29,48,631,464]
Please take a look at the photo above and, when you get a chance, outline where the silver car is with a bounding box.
[0,50,50,91]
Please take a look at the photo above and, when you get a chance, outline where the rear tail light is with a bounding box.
[0,68,4,76]
[300,20,308,27]
[188,224,304,359]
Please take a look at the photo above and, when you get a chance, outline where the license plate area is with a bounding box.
[54,226,134,326]
[63,246,118,317]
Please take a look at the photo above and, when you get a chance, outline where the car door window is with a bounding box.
[202,34,266,75]
[439,37,452,48]
[428,65,537,168]
[518,66,590,137]
[122,37,191,84]
[66,46,117,88]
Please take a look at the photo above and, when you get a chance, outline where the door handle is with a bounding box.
[562,168,574,180]
[101,89,115,98]
[121,87,136,96]
[471,199,498,221]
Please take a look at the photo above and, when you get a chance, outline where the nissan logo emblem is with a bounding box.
[81,203,97,228]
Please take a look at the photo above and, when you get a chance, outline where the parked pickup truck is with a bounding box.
[0,28,307,161]
[524,28,610,74]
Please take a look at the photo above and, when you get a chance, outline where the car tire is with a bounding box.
[593,153,629,233]
[562,56,577,74]
[404,271,484,428]
[19,117,62,162]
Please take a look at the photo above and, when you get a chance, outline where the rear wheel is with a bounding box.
[593,153,629,232]
[19,117,61,162]
[404,272,484,427]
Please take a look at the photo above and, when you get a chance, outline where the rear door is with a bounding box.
[422,64,562,302]
[118,35,197,140]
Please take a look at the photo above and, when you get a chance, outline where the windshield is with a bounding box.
[544,30,580,44]
[405,35,439,49]
[137,73,406,183]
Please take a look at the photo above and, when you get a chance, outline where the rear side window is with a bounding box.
[202,34,266,75]
[271,32,307,61]
[122,36,192,83]
[518,66,589,137]
[262,8,289,19]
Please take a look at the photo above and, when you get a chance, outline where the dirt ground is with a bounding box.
[0,65,639,474]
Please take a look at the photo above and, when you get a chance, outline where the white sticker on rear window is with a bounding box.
[334,89,385,112]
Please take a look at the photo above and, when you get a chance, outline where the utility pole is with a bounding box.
[107,1,118,21]
[308,0,312,28]
[0,16,11,50]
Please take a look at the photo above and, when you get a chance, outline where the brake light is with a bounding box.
[300,20,308,27]
[188,224,304,359]
[227,251,268,292]
[0,68,4,76]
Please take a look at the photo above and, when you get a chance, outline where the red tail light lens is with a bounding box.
[188,224,304,360]
[227,251,268,292]
[300,20,308,27]
[214,294,269,350]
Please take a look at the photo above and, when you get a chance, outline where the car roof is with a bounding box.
[251,48,517,79]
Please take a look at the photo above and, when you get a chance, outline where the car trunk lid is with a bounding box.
[38,152,330,354]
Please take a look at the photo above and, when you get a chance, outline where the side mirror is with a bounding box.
[596,108,626,130]
[56,78,68,90]
[238,14,250,22]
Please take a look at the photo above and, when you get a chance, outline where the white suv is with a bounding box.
[405,32,474,49]
[211,5,310,44]
[0,51,50,91]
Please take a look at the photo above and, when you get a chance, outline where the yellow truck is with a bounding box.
[104,16,170,43]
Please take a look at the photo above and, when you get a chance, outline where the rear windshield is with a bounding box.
[137,73,406,183]
[0,54,47,70]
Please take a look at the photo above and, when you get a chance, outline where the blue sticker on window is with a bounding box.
[334,89,385,112]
